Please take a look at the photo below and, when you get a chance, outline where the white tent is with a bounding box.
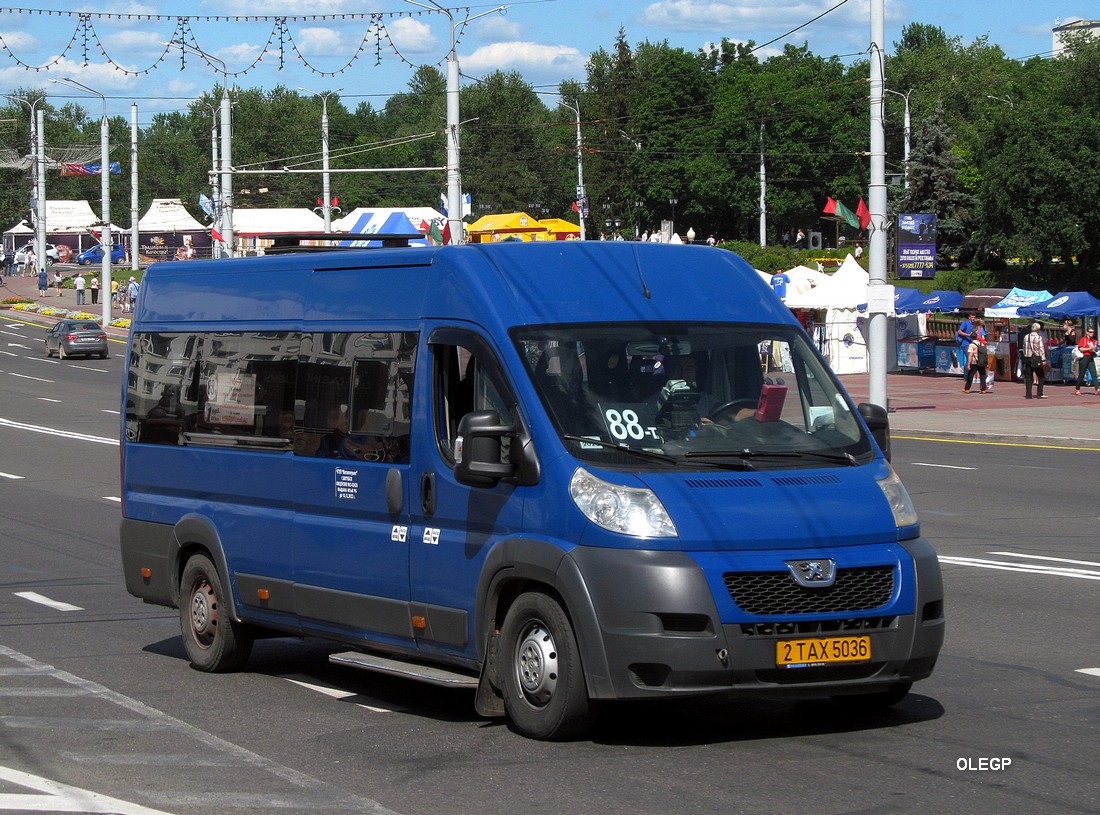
[232,208,325,237]
[137,198,207,232]
[779,265,837,308]
[333,206,445,235]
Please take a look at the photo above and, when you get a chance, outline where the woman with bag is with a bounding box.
[963,320,989,394]
[1021,322,1048,399]
[1073,327,1098,396]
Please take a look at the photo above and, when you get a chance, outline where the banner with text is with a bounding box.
[897,213,937,279]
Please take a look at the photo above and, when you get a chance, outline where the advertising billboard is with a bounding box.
[897,213,937,279]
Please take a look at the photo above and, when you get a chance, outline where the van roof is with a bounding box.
[132,242,794,330]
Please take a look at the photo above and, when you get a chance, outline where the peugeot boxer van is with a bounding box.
[120,239,943,740]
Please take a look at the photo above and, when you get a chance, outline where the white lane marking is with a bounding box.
[0,350,15,357]
[37,397,62,403]
[0,472,24,480]
[103,497,120,503]
[0,645,391,813]
[1076,668,1100,678]
[939,556,1100,580]
[0,418,117,446]
[988,551,1100,568]
[0,765,177,814]
[282,674,400,714]
[1,330,28,337]
[8,371,52,383]
[6,342,30,349]
[14,592,83,612]
[101,409,119,415]
[911,462,978,470]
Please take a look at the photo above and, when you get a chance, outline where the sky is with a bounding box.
[0,1,1084,123]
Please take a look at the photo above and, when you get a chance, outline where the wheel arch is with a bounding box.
[476,537,615,700]
[171,514,241,620]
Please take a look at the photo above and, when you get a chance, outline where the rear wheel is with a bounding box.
[501,591,593,740]
[179,553,253,672]
[58,345,67,360]
[44,341,52,358]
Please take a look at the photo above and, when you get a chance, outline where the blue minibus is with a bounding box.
[120,240,943,740]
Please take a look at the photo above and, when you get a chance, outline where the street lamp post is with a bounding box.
[166,40,233,256]
[669,197,678,239]
[5,94,47,274]
[885,88,912,189]
[407,2,507,245]
[50,78,111,332]
[299,87,341,233]
[559,98,586,240]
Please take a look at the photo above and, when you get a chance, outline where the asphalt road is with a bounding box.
[1,312,1098,815]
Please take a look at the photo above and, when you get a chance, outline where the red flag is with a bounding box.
[441,221,451,245]
[856,197,871,230]
[332,196,339,207]
[571,201,579,213]
[211,226,225,243]
[822,197,837,215]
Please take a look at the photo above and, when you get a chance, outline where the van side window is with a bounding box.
[293,331,417,462]
[125,331,299,446]
[431,334,513,465]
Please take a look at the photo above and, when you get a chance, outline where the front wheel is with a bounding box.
[179,553,253,672]
[501,591,593,740]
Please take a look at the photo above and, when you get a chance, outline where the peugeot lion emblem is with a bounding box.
[786,559,837,588]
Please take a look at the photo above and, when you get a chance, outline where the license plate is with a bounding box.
[775,635,871,667]
[79,337,95,342]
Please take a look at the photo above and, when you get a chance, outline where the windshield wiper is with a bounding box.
[562,435,756,470]
[685,448,858,466]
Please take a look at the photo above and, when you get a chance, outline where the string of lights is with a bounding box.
[0,5,477,77]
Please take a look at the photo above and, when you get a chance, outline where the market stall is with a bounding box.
[465,212,548,243]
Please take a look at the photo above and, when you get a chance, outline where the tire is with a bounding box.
[58,345,67,360]
[500,591,593,740]
[99,352,109,360]
[179,553,253,672]
[831,681,912,711]
[45,341,52,358]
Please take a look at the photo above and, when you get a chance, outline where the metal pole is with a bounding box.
[299,88,341,233]
[759,121,766,247]
[208,105,219,258]
[560,99,586,240]
[867,0,888,409]
[220,83,233,256]
[35,107,46,277]
[885,88,912,189]
[131,103,139,272]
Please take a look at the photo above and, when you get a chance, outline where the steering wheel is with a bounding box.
[708,398,758,424]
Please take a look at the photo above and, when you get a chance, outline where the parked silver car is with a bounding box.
[44,320,109,359]
[14,243,61,266]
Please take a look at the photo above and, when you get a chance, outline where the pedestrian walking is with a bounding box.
[955,312,975,385]
[74,271,86,305]
[90,274,100,305]
[1,246,11,278]
[124,276,139,313]
[1073,326,1098,396]
[37,267,48,297]
[963,323,989,394]
[111,277,120,306]
[25,247,36,278]
[53,269,63,296]
[1021,322,1048,399]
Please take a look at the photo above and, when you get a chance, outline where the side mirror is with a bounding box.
[454,409,540,488]
[858,402,891,461]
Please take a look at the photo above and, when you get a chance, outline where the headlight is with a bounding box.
[569,468,678,538]
[877,464,919,528]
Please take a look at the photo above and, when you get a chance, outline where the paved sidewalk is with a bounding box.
[0,266,131,339]
[4,268,1099,449]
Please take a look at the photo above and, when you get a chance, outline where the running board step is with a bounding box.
[329,651,479,689]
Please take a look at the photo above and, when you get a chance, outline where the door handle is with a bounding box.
[420,471,436,517]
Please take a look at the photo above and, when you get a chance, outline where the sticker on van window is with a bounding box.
[335,467,358,500]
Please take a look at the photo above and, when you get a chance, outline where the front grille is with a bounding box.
[724,566,894,615]
[739,616,896,637]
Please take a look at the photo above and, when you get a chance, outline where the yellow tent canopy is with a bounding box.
[539,217,582,240]
[465,211,549,243]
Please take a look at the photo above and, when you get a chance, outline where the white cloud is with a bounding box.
[387,18,438,55]
[293,27,346,56]
[461,42,586,76]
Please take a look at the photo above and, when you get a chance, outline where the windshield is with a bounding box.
[514,323,874,470]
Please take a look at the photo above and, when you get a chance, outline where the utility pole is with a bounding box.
[885,88,912,189]
[5,95,46,274]
[560,98,586,240]
[867,0,889,410]
[408,2,507,245]
[299,87,341,233]
[130,103,139,271]
[759,121,767,247]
